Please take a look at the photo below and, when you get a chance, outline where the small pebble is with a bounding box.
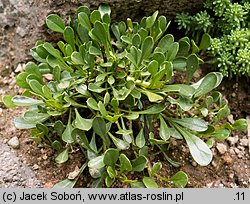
[191,161,197,167]
[227,136,239,146]
[222,155,233,165]
[239,139,249,147]
[33,164,39,170]
[216,143,227,154]
[7,137,20,149]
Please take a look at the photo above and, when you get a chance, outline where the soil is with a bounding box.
[0,73,249,188]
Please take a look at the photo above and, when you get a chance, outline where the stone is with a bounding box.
[239,139,249,147]
[32,164,39,170]
[7,136,20,149]
[0,143,41,187]
[227,114,235,124]
[216,143,227,155]
[227,136,239,146]
[222,155,233,165]
[191,161,197,167]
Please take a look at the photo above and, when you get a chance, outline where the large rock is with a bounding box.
[0,0,203,73]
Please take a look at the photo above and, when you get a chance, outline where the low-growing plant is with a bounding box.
[3,5,247,188]
[175,0,250,77]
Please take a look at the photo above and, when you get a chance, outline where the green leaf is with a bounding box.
[178,96,193,111]
[131,182,145,188]
[104,148,119,167]
[87,98,99,111]
[121,35,132,44]
[233,119,248,131]
[173,57,187,71]
[90,21,109,50]
[55,148,69,164]
[72,129,94,152]
[28,80,44,97]
[89,46,102,56]
[143,177,158,188]
[191,39,199,53]
[46,14,65,33]
[171,118,208,132]
[105,176,115,188]
[133,104,165,115]
[76,84,90,97]
[193,72,223,97]
[98,4,111,18]
[71,51,84,65]
[158,34,174,53]
[90,10,101,24]
[158,84,195,97]
[141,90,163,102]
[132,155,147,172]
[73,109,93,131]
[13,117,36,129]
[150,162,162,177]
[159,115,170,141]
[62,115,74,143]
[199,33,211,51]
[135,129,145,148]
[119,154,132,172]
[77,6,90,15]
[108,132,130,150]
[169,171,188,188]
[88,83,106,93]
[104,92,110,106]
[132,34,141,47]
[186,54,199,83]
[54,179,75,188]
[2,95,16,108]
[92,117,106,136]
[175,125,212,166]
[107,166,116,179]
[206,138,214,148]
[141,36,154,60]
[52,140,62,151]
[15,72,30,89]
[54,120,65,136]
[63,26,75,48]
[178,38,190,55]
[148,60,158,76]
[78,12,92,31]
[23,111,50,123]
[170,128,183,139]
[111,24,120,40]
[211,129,230,140]
[107,76,115,85]
[152,52,165,65]
[214,105,230,123]
[166,42,179,61]
[77,24,89,43]
[88,155,105,169]
[43,42,62,60]
[146,11,158,29]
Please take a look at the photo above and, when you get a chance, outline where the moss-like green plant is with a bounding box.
[176,0,250,77]
[2,5,247,188]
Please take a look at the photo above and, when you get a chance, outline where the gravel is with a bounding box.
[7,136,20,149]
[0,142,41,187]
[216,143,228,155]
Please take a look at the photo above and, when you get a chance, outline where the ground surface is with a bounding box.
[0,73,249,188]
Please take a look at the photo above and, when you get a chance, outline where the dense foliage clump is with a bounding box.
[176,0,250,77]
[3,5,247,188]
